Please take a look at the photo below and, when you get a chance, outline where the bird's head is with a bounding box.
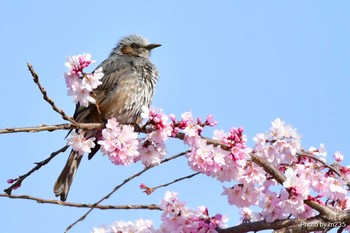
[113,35,161,59]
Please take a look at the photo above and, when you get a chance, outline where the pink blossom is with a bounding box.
[142,106,171,133]
[238,163,266,185]
[324,177,347,200]
[98,118,139,166]
[159,191,227,232]
[253,118,301,166]
[279,189,306,216]
[239,207,255,223]
[139,107,170,167]
[222,183,259,208]
[308,144,327,161]
[139,137,166,167]
[333,151,344,163]
[65,53,95,77]
[64,53,103,107]
[259,191,286,222]
[160,191,186,216]
[179,112,203,138]
[93,219,154,233]
[66,131,95,155]
[283,167,310,199]
[70,86,96,107]
[82,67,104,91]
[91,226,108,233]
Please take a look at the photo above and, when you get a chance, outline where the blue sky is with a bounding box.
[1,1,350,232]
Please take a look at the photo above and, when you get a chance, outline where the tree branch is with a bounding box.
[27,63,77,125]
[298,150,342,177]
[0,123,103,134]
[0,194,161,210]
[217,215,350,233]
[143,172,201,194]
[4,145,69,195]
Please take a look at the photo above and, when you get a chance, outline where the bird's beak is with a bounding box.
[146,44,161,50]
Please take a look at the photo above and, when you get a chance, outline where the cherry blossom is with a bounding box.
[66,131,96,155]
[158,191,228,232]
[98,118,139,166]
[92,219,154,233]
[239,207,255,223]
[64,53,103,107]
[334,151,344,163]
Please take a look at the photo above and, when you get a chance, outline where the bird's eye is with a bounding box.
[131,43,138,48]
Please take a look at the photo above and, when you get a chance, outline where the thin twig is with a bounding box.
[298,150,342,177]
[0,194,161,210]
[144,172,201,194]
[65,151,187,233]
[27,63,77,125]
[0,123,104,134]
[4,145,69,195]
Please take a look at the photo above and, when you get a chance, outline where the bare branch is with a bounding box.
[65,151,187,232]
[144,172,201,194]
[0,194,161,210]
[0,123,103,135]
[4,145,69,195]
[27,63,77,125]
[298,150,342,177]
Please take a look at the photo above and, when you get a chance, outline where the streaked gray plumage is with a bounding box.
[54,35,160,201]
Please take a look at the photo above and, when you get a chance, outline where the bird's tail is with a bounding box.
[53,150,82,201]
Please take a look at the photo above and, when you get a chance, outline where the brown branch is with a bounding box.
[144,172,201,194]
[0,194,161,210]
[27,63,77,125]
[4,145,69,195]
[0,123,103,135]
[298,150,342,177]
[217,215,350,233]
[0,124,75,134]
[249,152,286,184]
[65,151,187,233]
[217,218,305,233]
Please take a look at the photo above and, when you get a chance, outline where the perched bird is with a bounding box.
[54,35,161,201]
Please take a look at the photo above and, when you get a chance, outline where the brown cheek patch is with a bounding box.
[121,45,134,55]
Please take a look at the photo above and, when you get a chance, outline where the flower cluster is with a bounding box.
[138,107,171,167]
[64,53,104,107]
[178,111,249,183]
[222,118,350,224]
[158,191,227,232]
[98,118,139,166]
[92,191,227,233]
[91,219,154,233]
[253,118,301,166]
[66,131,96,155]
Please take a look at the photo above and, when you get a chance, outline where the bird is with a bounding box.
[53,35,161,201]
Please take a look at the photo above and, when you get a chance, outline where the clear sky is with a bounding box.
[1,1,350,232]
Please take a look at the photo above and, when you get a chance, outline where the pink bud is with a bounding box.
[7,178,17,184]
[169,114,176,122]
